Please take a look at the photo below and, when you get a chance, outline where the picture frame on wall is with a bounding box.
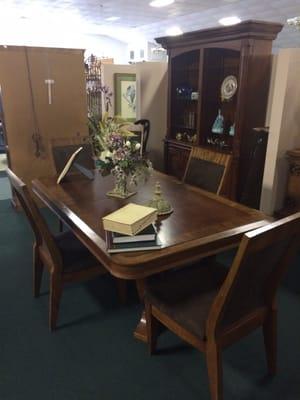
[114,73,136,122]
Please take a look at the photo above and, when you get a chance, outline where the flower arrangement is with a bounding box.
[94,114,152,198]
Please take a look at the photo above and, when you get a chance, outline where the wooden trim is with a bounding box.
[218,308,267,348]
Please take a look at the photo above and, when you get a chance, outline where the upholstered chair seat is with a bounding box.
[146,264,228,340]
[145,263,228,340]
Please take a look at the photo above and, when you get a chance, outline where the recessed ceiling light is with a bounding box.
[105,16,120,22]
[150,0,174,8]
[166,26,183,36]
[219,16,241,26]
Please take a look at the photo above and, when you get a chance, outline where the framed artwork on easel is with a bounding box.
[114,73,136,122]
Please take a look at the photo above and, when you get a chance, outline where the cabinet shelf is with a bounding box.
[172,125,196,131]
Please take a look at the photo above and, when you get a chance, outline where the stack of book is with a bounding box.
[102,203,162,253]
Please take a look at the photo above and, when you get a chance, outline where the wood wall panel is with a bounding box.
[0,46,88,200]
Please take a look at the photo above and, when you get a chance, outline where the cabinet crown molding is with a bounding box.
[156,20,283,49]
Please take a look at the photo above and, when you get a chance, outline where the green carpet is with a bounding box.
[0,199,299,400]
[0,174,11,200]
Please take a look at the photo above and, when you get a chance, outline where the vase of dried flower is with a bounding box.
[107,169,136,199]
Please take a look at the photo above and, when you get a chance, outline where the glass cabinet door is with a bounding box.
[170,50,200,145]
[200,48,240,151]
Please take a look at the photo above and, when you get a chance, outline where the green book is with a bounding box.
[112,224,157,244]
[106,232,162,254]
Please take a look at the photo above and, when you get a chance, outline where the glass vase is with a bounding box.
[106,172,136,199]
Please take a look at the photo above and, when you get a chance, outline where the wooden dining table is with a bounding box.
[32,170,270,342]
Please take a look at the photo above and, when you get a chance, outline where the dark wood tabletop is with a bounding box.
[32,170,270,280]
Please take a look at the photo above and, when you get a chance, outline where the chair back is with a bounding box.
[208,213,300,336]
[183,147,231,195]
[7,168,62,269]
[134,119,150,154]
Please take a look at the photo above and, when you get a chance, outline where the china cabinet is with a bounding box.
[156,20,283,200]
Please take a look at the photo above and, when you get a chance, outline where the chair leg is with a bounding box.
[33,243,44,298]
[206,341,223,400]
[263,309,277,376]
[49,275,63,331]
[115,279,127,304]
[145,302,160,355]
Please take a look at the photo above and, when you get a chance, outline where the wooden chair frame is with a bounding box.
[182,147,232,195]
[145,213,300,400]
[7,168,125,331]
[134,119,150,154]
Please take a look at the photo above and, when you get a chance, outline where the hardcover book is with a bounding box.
[106,232,162,254]
[112,224,157,244]
[102,203,157,236]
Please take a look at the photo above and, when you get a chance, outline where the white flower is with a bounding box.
[99,149,112,163]
[135,142,141,150]
[125,140,131,147]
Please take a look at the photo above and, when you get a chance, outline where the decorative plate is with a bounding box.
[221,75,238,101]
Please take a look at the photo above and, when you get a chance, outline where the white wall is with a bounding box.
[260,49,300,215]
[84,35,128,64]
[126,41,168,63]
[0,31,128,64]
[102,64,137,117]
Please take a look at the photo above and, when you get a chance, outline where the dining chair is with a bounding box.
[134,119,150,154]
[144,213,300,400]
[182,146,232,195]
[7,168,126,331]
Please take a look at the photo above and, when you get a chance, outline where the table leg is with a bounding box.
[134,279,148,343]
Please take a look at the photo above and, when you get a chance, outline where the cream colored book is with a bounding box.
[102,203,157,236]
[56,146,83,184]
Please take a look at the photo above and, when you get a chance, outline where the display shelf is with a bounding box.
[156,20,283,200]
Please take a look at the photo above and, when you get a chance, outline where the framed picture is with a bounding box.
[114,73,136,122]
